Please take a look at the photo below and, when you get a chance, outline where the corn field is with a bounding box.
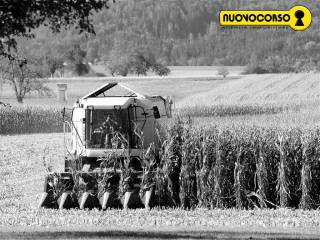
[0,105,63,134]
[154,119,320,210]
[177,102,303,117]
[1,104,320,210]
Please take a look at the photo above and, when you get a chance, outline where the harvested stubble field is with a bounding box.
[177,73,320,117]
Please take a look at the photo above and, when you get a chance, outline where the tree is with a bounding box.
[244,53,268,74]
[106,47,171,77]
[65,44,89,76]
[86,40,100,63]
[0,38,51,103]
[129,52,150,76]
[0,56,51,103]
[264,56,281,73]
[0,0,113,59]
[45,56,64,78]
[128,48,171,76]
[107,60,129,77]
[152,63,171,76]
[105,50,130,76]
[217,67,229,78]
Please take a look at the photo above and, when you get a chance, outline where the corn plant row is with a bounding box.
[177,102,303,117]
[0,105,63,134]
[154,119,320,210]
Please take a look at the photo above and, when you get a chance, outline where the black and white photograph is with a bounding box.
[0,0,320,239]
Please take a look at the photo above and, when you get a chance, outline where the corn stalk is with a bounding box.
[276,133,290,207]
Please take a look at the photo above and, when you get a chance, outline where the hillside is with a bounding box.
[27,0,320,72]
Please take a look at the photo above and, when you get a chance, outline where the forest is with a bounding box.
[8,0,320,75]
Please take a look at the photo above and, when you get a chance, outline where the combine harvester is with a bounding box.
[39,82,172,210]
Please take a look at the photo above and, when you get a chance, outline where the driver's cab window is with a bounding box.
[86,109,130,149]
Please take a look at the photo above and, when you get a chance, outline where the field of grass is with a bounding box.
[177,73,320,118]
[179,73,320,105]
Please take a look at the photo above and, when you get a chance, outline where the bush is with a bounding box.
[217,67,229,78]
[243,65,269,74]
[243,55,313,74]
[74,62,90,76]
[108,63,129,76]
[64,44,89,76]
[128,52,149,76]
[152,63,170,76]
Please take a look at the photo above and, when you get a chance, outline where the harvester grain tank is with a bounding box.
[39,82,172,210]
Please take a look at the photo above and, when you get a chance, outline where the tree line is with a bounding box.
[25,0,319,74]
[5,0,320,76]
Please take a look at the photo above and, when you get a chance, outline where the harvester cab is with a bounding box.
[39,82,172,210]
